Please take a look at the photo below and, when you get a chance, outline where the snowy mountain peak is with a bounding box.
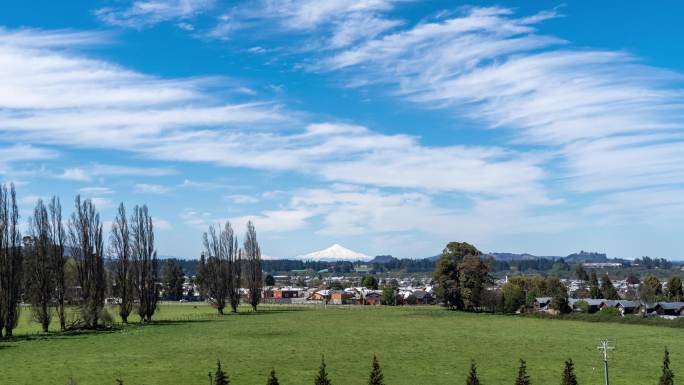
[297,244,371,261]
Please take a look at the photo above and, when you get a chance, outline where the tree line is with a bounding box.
[82,348,677,385]
[0,183,267,337]
[432,241,684,315]
[0,183,161,336]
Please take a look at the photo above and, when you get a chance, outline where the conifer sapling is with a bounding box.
[315,355,332,385]
[368,355,385,385]
[267,368,280,385]
[659,348,674,385]
[561,359,578,385]
[514,359,530,385]
[214,360,230,385]
[466,360,480,385]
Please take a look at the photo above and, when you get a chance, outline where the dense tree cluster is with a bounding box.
[433,242,491,310]
[499,276,570,314]
[641,275,664,302]
[634,256,672,270]
[162,259,186,299]
[665,277,683,302]
[361,275,379,290]
[575,271,619,300]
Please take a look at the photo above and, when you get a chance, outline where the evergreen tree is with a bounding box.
[315,355,332,385]
[589,272,601,299]
[267,369,280,385]
[600,274,620,300]
[265,274,276,286]
[368,355,384,385]
[641,275,664,302]
[214,360,230,385]
[561,359,578,385]
[514,359,531,385]
[466,361,480,385]
[666,277,684,302]
[659,348,674,385]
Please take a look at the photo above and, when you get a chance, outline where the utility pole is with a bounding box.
[598,339,614,385]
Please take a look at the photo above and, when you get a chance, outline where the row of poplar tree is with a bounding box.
[113,349,676,385]
[0,182,159,336]
[0,182,264,338]
[197,220,263,315]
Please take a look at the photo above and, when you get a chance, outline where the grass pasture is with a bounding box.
[0,303,680,384]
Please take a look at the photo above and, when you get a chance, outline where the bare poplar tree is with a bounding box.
[228,234,241,313]
[48,196,67,331]
[110,203,134,323]
[244,221,262,312]
[68,195,105,329]
[217,222,241,313]
[202,224,229,315]
[26,200,55,332]
[131,205,158,322]
[0,183,23,337]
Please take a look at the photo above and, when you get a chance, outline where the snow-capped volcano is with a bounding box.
[296,244,371,262]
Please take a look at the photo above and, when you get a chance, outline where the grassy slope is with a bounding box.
[0,304,678,385]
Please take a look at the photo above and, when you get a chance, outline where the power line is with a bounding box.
[597,339,614,385]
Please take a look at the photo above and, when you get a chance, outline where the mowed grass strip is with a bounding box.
[0,304,679,385]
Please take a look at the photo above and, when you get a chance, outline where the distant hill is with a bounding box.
[563,251,608,263]
[431,250,612,263]
[486,252,560,261]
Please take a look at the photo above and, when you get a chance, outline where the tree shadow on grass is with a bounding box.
[0,326,121,346]
[241,307,308,314]
[0,307,308,348]
[143,319,216,327]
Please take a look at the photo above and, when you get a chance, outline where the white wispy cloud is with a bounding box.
[0,28,547,198]
[59,168,91,182]
[312,6,684,198]
[225,194,259,204]
[89,197,114,209]
[582,187,684,225]
[154,218,174,230]
[58,164,175,182]
[181,207,314,234]
[0,27,107,48]
[208,0,405,48]
[134,183,171,194]
[78,186,114,195]
[288,185,570,238]
[0,28,288,152]
[181,184,573,257]
[96,0,216,29]
[0,144,58,164]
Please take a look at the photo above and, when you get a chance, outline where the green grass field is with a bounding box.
[0,303,679,385]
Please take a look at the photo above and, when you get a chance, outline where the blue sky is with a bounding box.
[1,1,684,259]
